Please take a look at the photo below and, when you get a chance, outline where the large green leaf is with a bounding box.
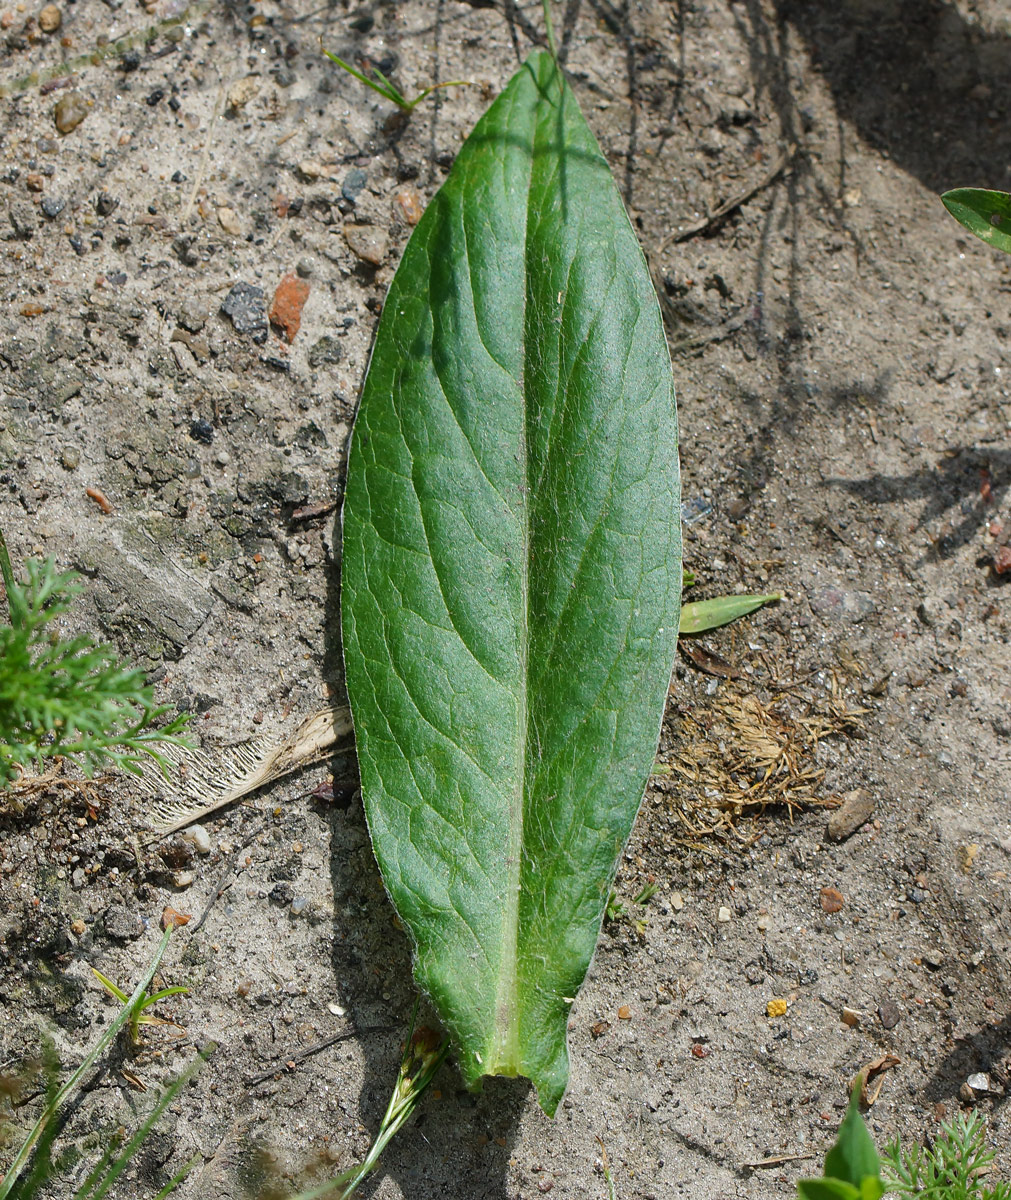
[340,50,681,1114]
[941,188,1011,255]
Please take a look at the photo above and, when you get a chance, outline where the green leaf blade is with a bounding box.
[824,1093,882,1188]
[341,51,681,1113]
[941,188,1011,255]
[678,592,782,635]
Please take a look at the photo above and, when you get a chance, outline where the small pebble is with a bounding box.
[94,191,119,216]
[766,997,787,1018]
[878,1000,902,1030]
[295,257,314,278]
[181,824,212,855]
[671,891,684,911]
[308,335,342,368]
[967,1073,990,1095]
[221,282,268,343]
[9,202,36,239]
[342,166,368,202]
[177,302,208,333]
[344,222,388,265]
[217,206,242,235]
[70,918,86,936]
[394,186,423,225]
[38,3,61,32]
[173,870,195,889]
[190,418,214,444]
[826,789,876,842]
[104,904,143,941]
[227,75,261,111]
[40,194,65,218]
[61,447,80,470]
[297,159,324,181]
[25,172,44,192]
[717,906,732,922]
[290,896,308,916]
[54,91,88,134]
[841,1006,861,1027]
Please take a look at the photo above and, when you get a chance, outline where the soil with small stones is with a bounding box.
[2,2,1011,1198]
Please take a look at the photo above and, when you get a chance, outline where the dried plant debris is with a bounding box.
[0,758,110,820]
[135,707,353,835]
[652,677,868,847]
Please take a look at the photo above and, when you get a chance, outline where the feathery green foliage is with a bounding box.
[0,527,189,787]
[882,1110,1011,1200]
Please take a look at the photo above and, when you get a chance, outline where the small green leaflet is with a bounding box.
[941,188,1011,256]
[678,592,781,635]
[340,51,681,1114]
[798,1091,884,1200]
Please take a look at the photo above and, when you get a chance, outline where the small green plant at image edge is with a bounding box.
[941,188,1011,256]
[0,526,190,787]
[799,1087,1010,1200]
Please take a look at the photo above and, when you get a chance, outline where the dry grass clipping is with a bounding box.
[652,674,867,848]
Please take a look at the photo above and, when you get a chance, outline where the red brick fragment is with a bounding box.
[269,272,310,343]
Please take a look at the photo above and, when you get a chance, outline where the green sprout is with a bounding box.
[90,968,189,1047]
[286,1008,449,1200]
[321,43,468,113]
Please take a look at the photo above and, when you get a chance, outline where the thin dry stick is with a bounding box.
[659,143,797,249]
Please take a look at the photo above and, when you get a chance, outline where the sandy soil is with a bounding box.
[2,1,1011,1197]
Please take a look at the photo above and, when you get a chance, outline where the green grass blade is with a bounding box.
[678,593,781,635]
[76,1045,212,1200]
[90,969,129,1004]
[941,188,1011,255]
[0,927,173,1200]
[151,1153,202,1200]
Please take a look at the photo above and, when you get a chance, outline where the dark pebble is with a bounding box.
[40,195,65,219]
[348,8,374,32]
[146,88,165,106]
[190,418,214,444]
[94,191,119,216]
[221,282,269,342]
[308,335,343,368]
[878,1001,902,1030]
[169,95,181,111]
[172,234,200,266]
[342,166,368,203]
[170,169,185,183]
[119,49,141,71]
[269,881,295,906]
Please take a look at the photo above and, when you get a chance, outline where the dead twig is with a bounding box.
[660,144,797,249]
[244,1025,398,1089]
